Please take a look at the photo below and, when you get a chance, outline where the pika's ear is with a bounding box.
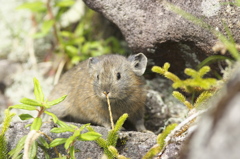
[88,57,99,68]
[128,53,147,76]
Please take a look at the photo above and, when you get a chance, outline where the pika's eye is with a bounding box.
[116,72,121,80]
[97,75,99,80]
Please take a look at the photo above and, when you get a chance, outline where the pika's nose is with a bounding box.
[103,91,109,96]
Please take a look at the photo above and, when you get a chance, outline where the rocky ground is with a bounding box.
[1,0,240,158]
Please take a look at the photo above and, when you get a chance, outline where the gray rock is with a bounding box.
[83,0,240,72]
[145,78,188,133]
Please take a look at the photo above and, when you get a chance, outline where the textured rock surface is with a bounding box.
[83,0,240,73]
[6,121,156,158]
[145,83,187,133]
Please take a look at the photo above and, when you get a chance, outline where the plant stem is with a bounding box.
[106,95,114,129]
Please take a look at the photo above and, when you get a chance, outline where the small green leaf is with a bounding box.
[14,154,23,159]
[142,145,161,159]
[151,66,165,74]
[44,111,58,123]
[163,62,170,71]
[33,78,44,102]
[73,37,85,44]
[184,68,197,78]
[184,101,194,109]
[95,137,108,148]
[16,1,46,12]
[31,117,42,131]
[78,124,90,132]
[69,146,76,159]
[33,20,54,39]
[172,91,186,103]
[25,124,32,128]
[71,56,81,65]
[164,72,180,82]
[8,135,27,158]
[29,141,38,159]
[47,95,67,106]
[49,138,67,148]
[33,32,49,39]
[56,120,69,128]
[157,123,178,149]
[194,91,212,108]
[108,146,118,157]
[79,132,102,141]
[198,66,210,78]
[114,113,128,131]
[43,150,51,159]
[9,104,37,111]
[197,55,231,69]
[60,31,72,37]
[1,109,16,135]
[38,136,50,149]
[66,45,78,55]
[56,0,75,7]
[50,127,75,133]
[107,129,118,147]
[20,98,42,106]
[19,114,34,120]
[69,124,78,129]
[64,136,76,149]
[42,20,54,32]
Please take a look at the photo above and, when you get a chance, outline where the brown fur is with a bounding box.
[48,54,147,131]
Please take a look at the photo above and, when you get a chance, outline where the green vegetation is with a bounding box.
[1,78,128,159]
[0,109,16,159]
[1,1,240,159]
[152,1,240,110]
[17,0,126,69]
[88,114,129,159]
[142,123,177,159]
[152,64,218,109]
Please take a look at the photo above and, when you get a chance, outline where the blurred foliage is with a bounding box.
[142,123,177,159]
[0,109,16,159]
[152,63,219,109]
[17,0,127,68]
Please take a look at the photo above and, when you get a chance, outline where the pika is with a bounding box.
[48,53,147,131]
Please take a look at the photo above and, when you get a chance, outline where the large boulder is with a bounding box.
[83,0,240,73]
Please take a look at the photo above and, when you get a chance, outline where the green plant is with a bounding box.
[4,77,129,158]
[88,114,129,159]
[50,123,102,159]
[7,78,102,159]
[156,1,240,110]
[17,0,126,69]
[152,63,218,109]
[0,109,16,159]
[142,123,177,159]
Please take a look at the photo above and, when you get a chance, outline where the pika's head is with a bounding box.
[88,53,147,101]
